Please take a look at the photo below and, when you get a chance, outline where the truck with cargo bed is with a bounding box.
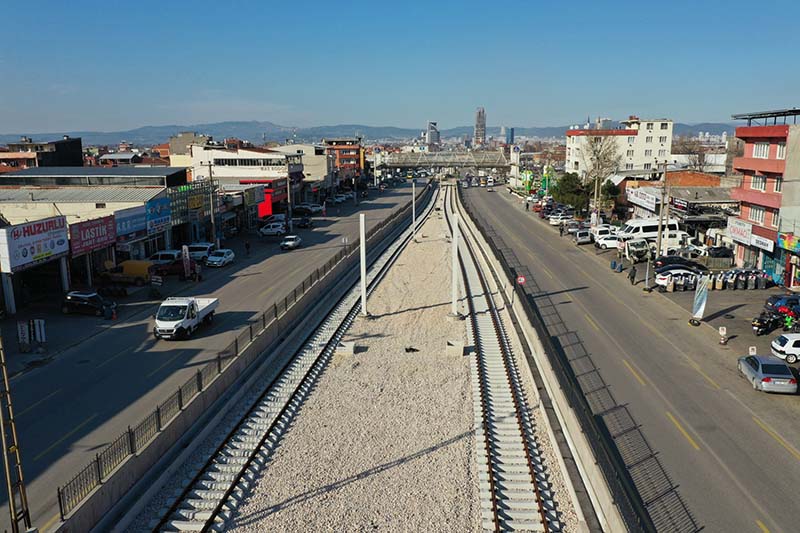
[153,296,218,340]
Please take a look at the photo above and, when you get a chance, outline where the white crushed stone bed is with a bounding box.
[227,209,481,532]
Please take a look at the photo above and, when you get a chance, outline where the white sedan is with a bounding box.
[205,249,235,267]
[594,234,621,249]
[654,266,700,287]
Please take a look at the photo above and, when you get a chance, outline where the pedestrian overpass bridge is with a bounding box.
[377,151,510,169]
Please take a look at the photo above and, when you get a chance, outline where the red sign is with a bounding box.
[516,275,526,285]
[69,216,117,256]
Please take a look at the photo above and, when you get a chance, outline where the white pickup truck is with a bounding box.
[153,297,218,340]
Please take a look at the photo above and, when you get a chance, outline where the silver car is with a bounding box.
[737,355,798,394]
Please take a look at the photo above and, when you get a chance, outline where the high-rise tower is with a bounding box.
[473,107,486,146]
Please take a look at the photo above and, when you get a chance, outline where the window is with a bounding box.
[627,136,635,144]
[658,149,667,156]
[774,212,781,228]
[646,123,654,130]
[660,123,669,130]
[753,142,769,158]
[95,203,106,209]
[751,175,766,191]
[775,176,783,192]
[644,149,653,157]
[659,136,667,143]
[749,205,765,224]
[626,149,634,157]
[643,163,652,170]
[646,136,653,143]
[777,142,786,160]
[625,163,634,170]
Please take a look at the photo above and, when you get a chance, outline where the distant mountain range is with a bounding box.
[0,120,736,147]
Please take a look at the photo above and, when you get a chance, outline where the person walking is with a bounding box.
[559,223,564,237]
[244,239,251,257]
[525,201,529,211]
[628,264,637,285]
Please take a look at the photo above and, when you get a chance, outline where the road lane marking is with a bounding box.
[622,360,646,386]
[33,413,98,462]
[96,345,135,369]
[41,513,60,532]
[17,388,61,417]
[756,519,770,533]
[752,415,800,463]
[540,266,555,279]
[666,411,700,450]
[146,350,187,379]
[682,357,722,391]
[584,314,600,332]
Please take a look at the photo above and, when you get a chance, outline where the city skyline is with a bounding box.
[2,0,799,132]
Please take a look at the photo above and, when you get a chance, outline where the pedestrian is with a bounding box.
[525,201,529,211]
[559,223,564,237]
[244,240,251,256]
[628,264,637,285]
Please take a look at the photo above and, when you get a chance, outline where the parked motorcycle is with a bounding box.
[752,311,783,336]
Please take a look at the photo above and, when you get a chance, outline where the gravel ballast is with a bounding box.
[228,209,481,532]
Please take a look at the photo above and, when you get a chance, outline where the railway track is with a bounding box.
[146,184,439,532]
[445,185,557,532]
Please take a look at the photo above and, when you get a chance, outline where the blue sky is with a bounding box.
[2,0,799,132]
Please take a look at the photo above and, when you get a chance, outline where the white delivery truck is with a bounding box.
[153,296,219,340]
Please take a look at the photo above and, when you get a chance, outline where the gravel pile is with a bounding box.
[228,209,481,532]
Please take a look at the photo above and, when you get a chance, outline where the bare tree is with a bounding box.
[672,135,707,172]
[580,135,622,215]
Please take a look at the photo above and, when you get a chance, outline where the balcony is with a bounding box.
[733,157,785,175]
[730,187,782,209]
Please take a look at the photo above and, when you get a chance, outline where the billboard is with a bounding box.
[70,216,117,256]
[115,206,146,237]
[0,216,69,273]
[146,197,171,234]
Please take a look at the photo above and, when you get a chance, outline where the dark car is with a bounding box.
[61,291,116,316]
[154,258,200,280]
[293,206,312,216]
[707,246,734,258]
[765,295,800,313]
[653,255,707,270]
[296,217,313,229]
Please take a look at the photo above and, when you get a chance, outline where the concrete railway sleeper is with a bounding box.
[147,183,439,532]
[444,186,556,533]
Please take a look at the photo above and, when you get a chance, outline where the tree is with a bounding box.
[580,135,622,212]
[673,135,707,171]
[601,180,621,201]
[551,172,590,214]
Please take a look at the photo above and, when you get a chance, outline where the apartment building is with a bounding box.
[271,144,335,202]
[566,116,673,181]
[324,138,363,181]
[729,109,800,285]
[3,135,83,168]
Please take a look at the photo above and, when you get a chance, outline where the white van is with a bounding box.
[618,218,680,242]
[487,177,495,187]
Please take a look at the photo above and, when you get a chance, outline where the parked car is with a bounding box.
[148,250,182,265]
[771,333,800,364]
[591,225,617,241]
[293,205,312,216]
[333,195,346,204]
[574,229,592,245]
[296,217,313,229]
[259,222,286,237]
[187,242,215,263]
[295,203,323,214]
[280,235,302,250]
[549,213,572,226]
[765,294,800,314]
[99,260,154,286]
[154,258,200,280]
[708,246,734,258]
[566,221,589,235]
[61,291,117,316]
[594,235,621,250]
[653,255,706,270]
[205,249,235,267]
[654,265,702,287]
[737,355,797,393]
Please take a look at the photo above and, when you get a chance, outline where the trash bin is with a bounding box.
[616,263,623,273]
[611,260,617,270]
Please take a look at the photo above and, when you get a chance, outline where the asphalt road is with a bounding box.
[5,184,413,532]
[464,187,800,533]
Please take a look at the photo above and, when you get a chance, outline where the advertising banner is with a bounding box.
[181,244,191,279]
[627,188,658,212]
[0,216,69,273]
[778,232,800,254]
[692,275,710,321]
[69,216,116,256]
[115,206,146,237]
[750,234,774,252]
[146,198,171,234]
[728,216,752,245]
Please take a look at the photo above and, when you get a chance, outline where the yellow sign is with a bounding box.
[188,195,203,209]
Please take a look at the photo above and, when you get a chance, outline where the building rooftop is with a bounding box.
[99,153,140,160]
[0,186,165,203]
[732,108,800,125]
[2,166,186,178]
[669,186,735,204]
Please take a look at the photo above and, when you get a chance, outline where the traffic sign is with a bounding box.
[516,275,526,285]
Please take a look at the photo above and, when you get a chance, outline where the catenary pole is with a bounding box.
[359,213,367,316]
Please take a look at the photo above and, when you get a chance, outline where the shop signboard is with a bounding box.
[188,195,204,210]
[750,234,774,252]
[626,188,657,212]
[728,217,752,245]
[146,198,172,234]
[0,216,69,273]
[115,206,146,238]
[670,197,689,211]
[70,216,117,256]
[778,232,800,253]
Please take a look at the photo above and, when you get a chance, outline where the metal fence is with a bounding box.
[458,188,659,533]
[57,183,433,520]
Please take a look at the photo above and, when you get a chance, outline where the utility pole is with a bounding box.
[204,161,219,248]
[655,161,670,257]
[0,336,30,533]
[412,180,417,240]
[359,213,367,316]
[287,176,293,232]
[451,209,460,317]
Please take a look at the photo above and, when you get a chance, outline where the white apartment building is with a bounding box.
[271,144,336,202]
[565,116,673,180]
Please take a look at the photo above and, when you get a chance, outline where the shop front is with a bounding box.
[68,215,117,287]
[115,205,156,260]
[729,216,779,280]
[0,216,70,314]
[145,197,173,250]
[167,182,216,245]
[777,233,800,290]
[239,179,286,219]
